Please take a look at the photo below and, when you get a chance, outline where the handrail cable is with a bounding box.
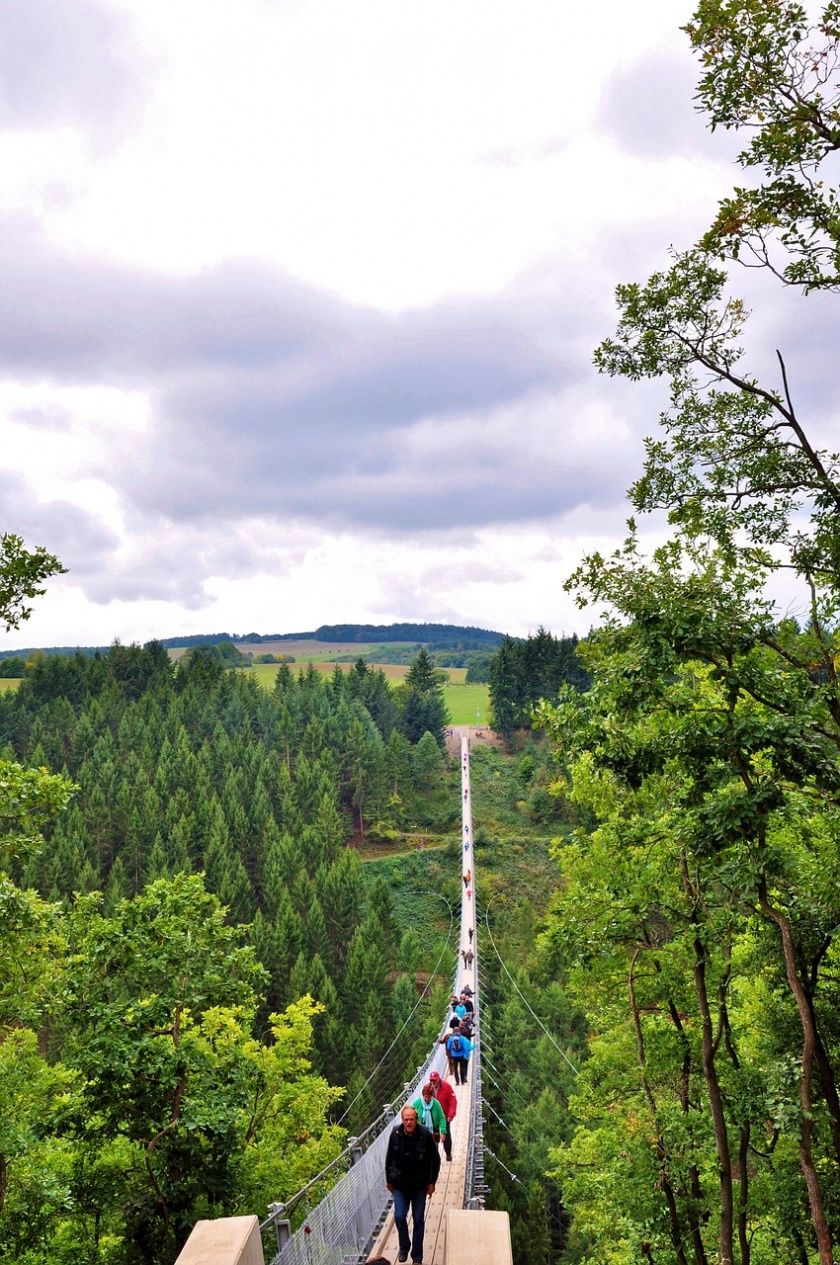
[485,1145,522,1185]
[481,903,579,1076]
[259,1122,383,1229]
[480,1067,556,1149]
[371,902,463,1112]
[260,901,456,1233]
[334,899,456,1128]
[262,738,479,1262]
[484,1098,513,1134]
[480,1065,543,1122]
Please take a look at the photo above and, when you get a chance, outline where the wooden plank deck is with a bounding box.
[369,736,488,1265]
[369,1072,473,1265]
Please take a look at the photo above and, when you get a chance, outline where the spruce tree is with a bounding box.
[412,731,444,793]
[401,649,448,748]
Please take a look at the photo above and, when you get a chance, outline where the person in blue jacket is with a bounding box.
[446,1028,472,1084]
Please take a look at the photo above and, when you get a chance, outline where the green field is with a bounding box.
[245,660,411,687]
[0,678,21,692]
[442,682,489,725]
[245,662,484,722]
[246,662,471,689]
[169,639,419,663]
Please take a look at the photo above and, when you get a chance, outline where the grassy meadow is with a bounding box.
[235,639,387,661]
[167,638,387,662]
[245,660,414,687]
[0,678,21,692]
[442,682,489,725]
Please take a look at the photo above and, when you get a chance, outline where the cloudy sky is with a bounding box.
[0,0,810,648]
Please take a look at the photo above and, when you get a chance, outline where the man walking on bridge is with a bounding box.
[386,1104,440,1265]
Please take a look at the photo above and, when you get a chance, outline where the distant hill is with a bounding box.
[242,623,508,647]
[0,622,509,659]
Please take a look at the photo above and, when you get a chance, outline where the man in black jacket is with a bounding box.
[385,1104,441,1264]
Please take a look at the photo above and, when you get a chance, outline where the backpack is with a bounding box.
[451,1035,463,1054]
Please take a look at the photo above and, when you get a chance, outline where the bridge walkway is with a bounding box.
[369,735,476,1265]
[369,1074,473,1265]
[176,736,502,1265]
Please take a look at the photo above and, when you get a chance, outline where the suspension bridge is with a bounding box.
[176,734,512,1265]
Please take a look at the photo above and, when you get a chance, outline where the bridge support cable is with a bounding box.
[333,899,456,1130]
[263,1023,452,1265]
[459,735,488,1212]
[480,899,579,1077]
[263,735,485,1265]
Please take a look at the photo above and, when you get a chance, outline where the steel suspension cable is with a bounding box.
[335,898,456,1127]
[480,902,579,1076]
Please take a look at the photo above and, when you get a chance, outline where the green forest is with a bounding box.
[0,631,460,1265]
[482,4,840,1263]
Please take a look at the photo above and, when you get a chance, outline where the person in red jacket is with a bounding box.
[429,1070,456,1162]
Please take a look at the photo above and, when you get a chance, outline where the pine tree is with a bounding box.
[103,855,128,913]
[303,895,331,967]
[144,833,170,883]
[412,731,444,793]
[288,950,311,1002]
[319,851,365,972]
[400,649,448,748]
[397,928,423,974]
[311,791,344,868]
[489,636,520,741]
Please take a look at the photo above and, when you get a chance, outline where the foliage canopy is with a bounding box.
[540,4,840,1263]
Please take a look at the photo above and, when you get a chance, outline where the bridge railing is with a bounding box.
[264,1009,452,1265]
[464,949,487,1209]
[263,735,484,1265]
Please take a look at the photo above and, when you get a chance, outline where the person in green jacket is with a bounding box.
[412,1082,447,1147]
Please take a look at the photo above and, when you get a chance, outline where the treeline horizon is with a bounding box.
[0,619,514,660]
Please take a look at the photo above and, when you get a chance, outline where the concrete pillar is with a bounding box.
[175,1215,264,1265]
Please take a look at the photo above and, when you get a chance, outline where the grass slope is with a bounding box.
[442,682,489,725]
[362,742,566,966]
[242,662,485,713]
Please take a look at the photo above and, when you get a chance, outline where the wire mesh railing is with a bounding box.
[264,1010,452,1265]
[464,948,487,1209]
[263,733,485,1265]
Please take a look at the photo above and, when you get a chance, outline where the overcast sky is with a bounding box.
[0,0,818,648]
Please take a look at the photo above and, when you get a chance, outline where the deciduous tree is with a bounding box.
[541,5,840,1261]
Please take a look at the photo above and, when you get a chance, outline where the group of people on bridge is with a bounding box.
[440,988,474,1083]
[378,741,477,1265]
[384,985,475,1264]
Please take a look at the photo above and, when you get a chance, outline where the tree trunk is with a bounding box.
[737,1124,750,1265]
[721,994,750,1265]
[681,856,735,1265]
[629,952,690,1265]
[809,995,840,1172]
[758,877,834,1265]
[694,933,735,1265]
[657,965,709,1265]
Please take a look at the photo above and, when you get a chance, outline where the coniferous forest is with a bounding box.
[488,629,590,742]
[0,642,458,1265]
